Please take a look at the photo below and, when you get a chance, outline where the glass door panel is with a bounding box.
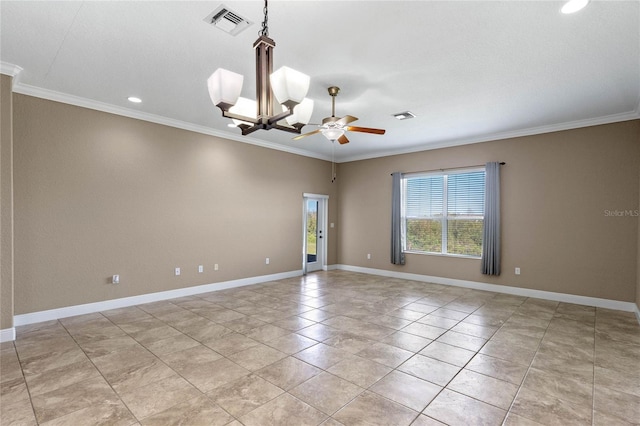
[306,200,318,264]
[303,195,326,274]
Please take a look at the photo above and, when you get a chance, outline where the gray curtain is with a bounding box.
[481,162,501,275]
[391,172,405,265]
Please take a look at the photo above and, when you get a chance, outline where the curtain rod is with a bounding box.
[391,162,505,176]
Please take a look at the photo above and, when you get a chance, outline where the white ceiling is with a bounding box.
[2,1,639,162]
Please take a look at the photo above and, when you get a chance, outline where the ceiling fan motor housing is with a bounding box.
[322,116,341,126]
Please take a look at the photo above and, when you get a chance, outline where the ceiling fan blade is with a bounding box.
[346,126,386,135]
[292,129,321,140]
[338,134,349,145]
[336,115,358,126]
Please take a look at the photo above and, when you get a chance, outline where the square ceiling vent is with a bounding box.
[204,5,253,36]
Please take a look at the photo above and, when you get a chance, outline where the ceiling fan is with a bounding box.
[292,86,386,144]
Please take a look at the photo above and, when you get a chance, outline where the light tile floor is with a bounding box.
[1,271,639,425]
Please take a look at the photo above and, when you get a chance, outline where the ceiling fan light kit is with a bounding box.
[322,128,346,141]
[207,1,313,135]
[294,86,387,145]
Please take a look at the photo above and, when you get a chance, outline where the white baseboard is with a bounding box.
[13,270,302,328]
[9,266,640,334]
[335,264,638,313]
[0,327,16,343]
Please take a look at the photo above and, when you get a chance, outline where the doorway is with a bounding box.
[303,194,328,274]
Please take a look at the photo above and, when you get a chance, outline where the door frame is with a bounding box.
[302,193,328,275]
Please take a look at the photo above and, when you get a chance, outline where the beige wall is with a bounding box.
[338,121,640,303]
[8,90,640,318]
[1,74,14,329]
[637,165,640,311]
[13,94,338,314]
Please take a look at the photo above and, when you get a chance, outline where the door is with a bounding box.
[303,194,328,274]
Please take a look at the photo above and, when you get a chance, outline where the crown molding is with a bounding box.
[6,61,639,165]
[0,62,22,77]
[338,109,640,163]
[11,82,333,162]
[0,62,23,87]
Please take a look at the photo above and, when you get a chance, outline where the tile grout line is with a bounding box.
[368,292,525,424]
[7,271,636,426]
[141,293,328,424]
[138,300,288,424]
[502,303,569,426]
[6,340,40,425]
[134,304,243,424]
[423,297,521,425]
[58,313,141,425]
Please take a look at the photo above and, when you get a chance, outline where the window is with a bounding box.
[403,168,485,257]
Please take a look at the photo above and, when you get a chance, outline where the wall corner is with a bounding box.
[0,73,15,335]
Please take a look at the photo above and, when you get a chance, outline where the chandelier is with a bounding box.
[207,1,314,135]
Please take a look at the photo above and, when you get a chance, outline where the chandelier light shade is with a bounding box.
[270,66,311,110]
[229,97,257,127]
[285,98,314,128]
[207,0,313,136]
[207,69,243,110]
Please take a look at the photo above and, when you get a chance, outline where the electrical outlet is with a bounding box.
[214,264,219,271]
[175,267,181,276]
[198,265,204,273]
[367,254,371,260]
[112,275,119,284]
[265,257,270,265]
[515,267,521,275]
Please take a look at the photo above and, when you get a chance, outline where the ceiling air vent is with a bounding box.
[393,111,416,120]
[204,5,253,36]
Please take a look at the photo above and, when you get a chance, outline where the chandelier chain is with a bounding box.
[260,0,269,37]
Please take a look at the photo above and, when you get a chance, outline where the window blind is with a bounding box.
[447,170,485,256]
[403,169,485,257]
[448,171,485,218]
[405,175,444,218]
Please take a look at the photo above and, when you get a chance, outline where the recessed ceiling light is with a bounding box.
[127,96,142,103]
[393,111,416,120]
[561,0,589,14]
